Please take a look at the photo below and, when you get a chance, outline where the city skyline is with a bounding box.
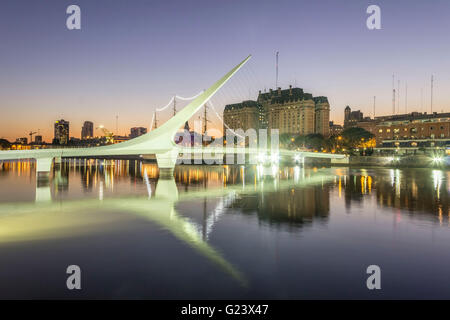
[2,0,450,142]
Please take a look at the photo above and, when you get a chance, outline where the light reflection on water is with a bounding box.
[0,159,449,299]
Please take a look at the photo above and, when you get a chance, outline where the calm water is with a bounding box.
[0,159,449,299]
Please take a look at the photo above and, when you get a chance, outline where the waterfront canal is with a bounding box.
[0,160,449,299]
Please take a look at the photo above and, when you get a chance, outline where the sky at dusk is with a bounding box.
[1,0,450,142]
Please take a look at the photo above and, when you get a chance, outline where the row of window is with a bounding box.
[378,125,447,133]
[381,133,446,139]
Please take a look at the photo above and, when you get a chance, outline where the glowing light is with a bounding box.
[271,153,280,164]
[257,153,266,164]
[271,165,278,177]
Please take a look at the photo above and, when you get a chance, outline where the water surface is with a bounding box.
[0,160,449,299]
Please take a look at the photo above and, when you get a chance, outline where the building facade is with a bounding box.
[15,137,28,145]
[130,127,148,139]
[34,135,43,144]
[54,119,69,145]
[81,121,94,140]
[353,112,450,148]
[329,121,343,136]
[223,100,264,134]
[314,96,330,136]
[344,106,364,128]
[223,86,331,137]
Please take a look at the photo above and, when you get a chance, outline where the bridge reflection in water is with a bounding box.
[0,161,449,292]
[0,160,448,221]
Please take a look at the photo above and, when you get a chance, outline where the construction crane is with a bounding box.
[96,125,114,144]
[153,111,158,130]
[28,131,37,143]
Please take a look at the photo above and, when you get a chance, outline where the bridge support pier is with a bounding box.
[35,157,53,182]
[53,156,62,170]
[35,185,51,202]
[156,150,178,179]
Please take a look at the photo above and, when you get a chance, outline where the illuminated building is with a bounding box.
[81,121,94,140]
[15,137,28,145]
[130,127,148,139]
[314,96,331,136]
[34,135,43,144]
[223,100,264,133]
[329,121,343,136]
[349,110,450,148]
[344,106,364,128]
[54,119,69,145]
[113,135,130,144]
[223,86,331,136]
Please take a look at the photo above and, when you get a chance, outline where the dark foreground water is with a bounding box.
[0,159,449,299]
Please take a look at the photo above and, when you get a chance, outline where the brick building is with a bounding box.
[354,112,450,148]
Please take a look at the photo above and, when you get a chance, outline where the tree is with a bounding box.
[0,139,11,150]
[279,133,299,149]
[340,127,375,152]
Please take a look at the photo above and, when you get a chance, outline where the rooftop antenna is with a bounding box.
[405,81,408,114]
[115,115,118,135]
[392,74,396,115]
[153,111,158,130]
[275,51,279,88]
[431,75,434,113]
[373,96,376,118]
[421,88,423,111]
[173,95,177,116]
[397,80,400,114]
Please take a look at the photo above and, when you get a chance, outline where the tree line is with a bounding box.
[279,127,375,155]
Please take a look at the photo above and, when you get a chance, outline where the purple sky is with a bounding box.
[1,0,450,141]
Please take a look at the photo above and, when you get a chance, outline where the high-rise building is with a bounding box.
[344,106,364,128]
[224,86,331,137]
[54,119,69,145]
[81,121,94,140]
[223,100,264,135]
[34,135,43,144]
[329,121,343,136]
[130,127,147,138]
[314,97,330,136]
[15,137,28,145]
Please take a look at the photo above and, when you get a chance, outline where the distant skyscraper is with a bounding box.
[54,119,69,145]
[130,127,147,138]
[34,135,43,144]
[15,137,28,145]
[344,106,364,128]
[81,121,94,140]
